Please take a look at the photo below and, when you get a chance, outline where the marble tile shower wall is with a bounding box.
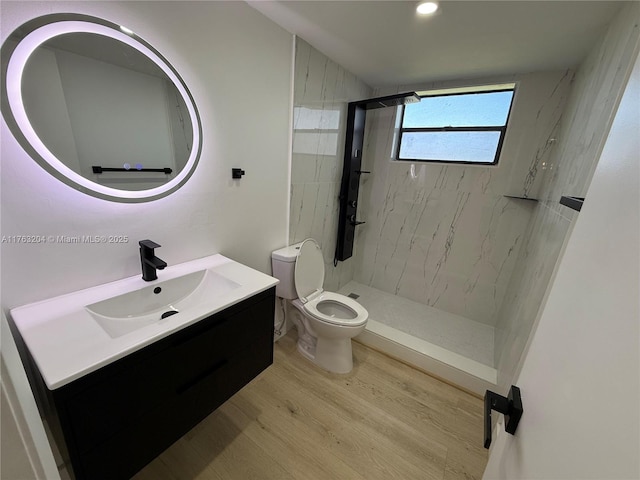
[290,39,372,291]
[353,72,572,327]
[494,2,640,390]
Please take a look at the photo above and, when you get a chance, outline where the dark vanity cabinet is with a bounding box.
[16,288,275,480]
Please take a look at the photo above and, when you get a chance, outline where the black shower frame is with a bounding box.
[335,92,420,264]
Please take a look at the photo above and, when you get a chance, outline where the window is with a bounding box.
[396,84,515,165]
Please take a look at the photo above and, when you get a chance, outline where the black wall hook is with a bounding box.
[232,168,245,179]
[484,385,523,449]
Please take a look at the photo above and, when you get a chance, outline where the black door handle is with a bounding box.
[484,385,523,449]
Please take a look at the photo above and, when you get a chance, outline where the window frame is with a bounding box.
[395,86,516,166]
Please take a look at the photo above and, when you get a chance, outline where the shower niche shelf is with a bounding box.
[559,195,584,212]
[335,92,420,263]
[503,195,538,202]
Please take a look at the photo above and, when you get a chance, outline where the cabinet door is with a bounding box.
[60,290,275,480]
[169,296,274,391]
[64,349,174,454]
[79,338,273,480]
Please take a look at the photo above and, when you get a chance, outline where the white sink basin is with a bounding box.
[86,269,241,338]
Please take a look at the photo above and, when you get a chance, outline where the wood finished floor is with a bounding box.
[133,332,488,480]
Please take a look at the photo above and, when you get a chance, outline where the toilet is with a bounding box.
[271,239,368,373]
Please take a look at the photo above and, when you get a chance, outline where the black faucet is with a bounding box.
[139,240,167,281]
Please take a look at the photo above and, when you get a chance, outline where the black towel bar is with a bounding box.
[92,166,172,174]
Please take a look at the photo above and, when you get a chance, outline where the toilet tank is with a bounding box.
[271,243,303,299]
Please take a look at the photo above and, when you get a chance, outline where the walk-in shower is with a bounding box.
[333,89,508,393]
[289,38,567,395]
[289,17,640,394]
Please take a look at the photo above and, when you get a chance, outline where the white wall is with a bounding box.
[25,46,182,189]
[1,1,293,476]
[1,383,38,480]
[20,47,81,174]
[493,2,640,390]
[55,48,176,178]
[1,1,293,309]
[1,313,58,479]
[483,48,639,480]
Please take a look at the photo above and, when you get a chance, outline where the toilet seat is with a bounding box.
[294,239,368,327]
[303,291,368,327]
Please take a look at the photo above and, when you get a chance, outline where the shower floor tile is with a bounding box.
[339,281,495,367]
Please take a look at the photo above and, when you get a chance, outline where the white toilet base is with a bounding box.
[296,335,354,374]
[296,337,315,362]
[312,336,354,374]
[288,300,362,374]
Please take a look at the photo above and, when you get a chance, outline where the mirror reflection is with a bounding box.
[1,13,202,202]
[22,32,194,191]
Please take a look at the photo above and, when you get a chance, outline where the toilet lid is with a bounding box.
[294,239,324,302]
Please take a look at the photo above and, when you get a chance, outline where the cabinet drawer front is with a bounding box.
[169,296,274,389]
[176,334,274,419]
[78,337,273,480]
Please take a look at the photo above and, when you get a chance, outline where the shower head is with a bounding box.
[357,92,421,110]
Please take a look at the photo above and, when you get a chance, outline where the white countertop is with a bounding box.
[9,254,279,390]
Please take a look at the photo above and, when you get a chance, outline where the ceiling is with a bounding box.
[248,0,625,87]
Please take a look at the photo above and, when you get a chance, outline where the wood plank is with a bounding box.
[132,436,224,480]
[185,409,296,480]
[226,385,369,480]
[255,361,446,479]
[134,331,488,480]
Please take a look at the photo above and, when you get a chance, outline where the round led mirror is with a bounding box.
[1,14,202,202]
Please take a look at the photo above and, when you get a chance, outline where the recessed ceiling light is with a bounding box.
[416,2,439,15]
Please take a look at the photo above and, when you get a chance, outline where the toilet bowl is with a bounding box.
[271,239,368,373]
